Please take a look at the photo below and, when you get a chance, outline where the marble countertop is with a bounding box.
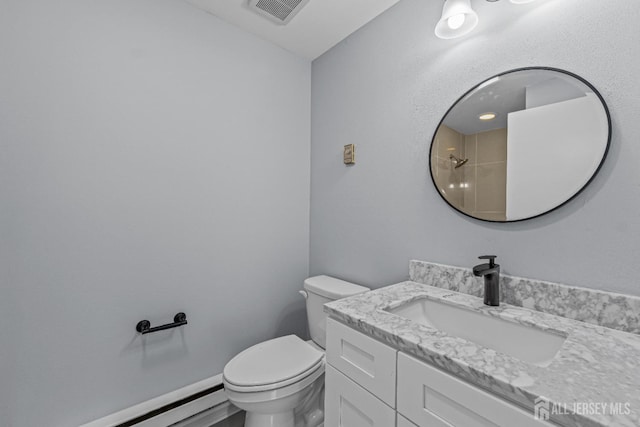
[324,282,640,427]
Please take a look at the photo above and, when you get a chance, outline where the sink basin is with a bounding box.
[386,298,566,367]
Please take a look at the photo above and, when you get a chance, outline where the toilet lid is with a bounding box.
[223,335,324,387]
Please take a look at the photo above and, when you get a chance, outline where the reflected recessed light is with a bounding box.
[479,112,497,121]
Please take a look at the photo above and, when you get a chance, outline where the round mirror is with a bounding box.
[430,67,611,222]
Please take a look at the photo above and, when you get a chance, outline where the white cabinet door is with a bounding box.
[397,353,555,427]
[326,318,397,407]
[325,365,396,427]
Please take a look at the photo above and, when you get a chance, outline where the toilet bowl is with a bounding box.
[223,276,369,427]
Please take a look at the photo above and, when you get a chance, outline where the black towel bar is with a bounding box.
[136,313,187,334]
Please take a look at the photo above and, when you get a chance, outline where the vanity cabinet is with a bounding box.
[397,353,551,427]
[325,318,558,427]
[325,365,396,427]
[325,318,397,407]
[325,318,398,426]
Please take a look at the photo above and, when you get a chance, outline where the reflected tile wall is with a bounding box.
[432,125,466,210]
[464,128,507,220]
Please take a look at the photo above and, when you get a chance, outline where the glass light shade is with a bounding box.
[447,13,466,30]
[435,0,479,39]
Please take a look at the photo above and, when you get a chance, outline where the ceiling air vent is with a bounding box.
[248,0,312,25]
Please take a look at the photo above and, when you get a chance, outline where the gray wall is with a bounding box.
[0,0,310,425]
[310,0,640,296]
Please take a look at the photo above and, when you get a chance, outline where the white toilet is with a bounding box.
[223,275,369,427]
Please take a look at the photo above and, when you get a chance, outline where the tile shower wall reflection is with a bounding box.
[432,125,466,210]
[466,128,507,221]
[432,126,507,221]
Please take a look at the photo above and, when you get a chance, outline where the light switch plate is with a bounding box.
[344,144,355,165]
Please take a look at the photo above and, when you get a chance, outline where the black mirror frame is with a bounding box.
[428,66,612,223]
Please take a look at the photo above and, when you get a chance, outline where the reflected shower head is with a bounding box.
[449,154,469,169]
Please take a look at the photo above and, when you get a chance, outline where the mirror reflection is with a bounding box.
[430,68,610,222]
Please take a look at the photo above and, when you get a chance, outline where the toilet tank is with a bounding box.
[302,275,369,349]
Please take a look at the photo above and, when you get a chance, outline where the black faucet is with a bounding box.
[473,255,500,306]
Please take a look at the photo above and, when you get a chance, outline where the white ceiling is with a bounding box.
[186,0,402,60]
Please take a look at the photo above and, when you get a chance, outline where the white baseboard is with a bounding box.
[171,401,241,427]
[80,374,238,427]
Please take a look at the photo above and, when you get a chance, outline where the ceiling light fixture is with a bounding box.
[436,0,537,41]
[479,112,497,121]
[435,0,479,39]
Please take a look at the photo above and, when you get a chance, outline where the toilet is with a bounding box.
[223,275,369,427]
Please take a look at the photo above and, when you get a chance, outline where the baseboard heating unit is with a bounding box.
[80,374,239,427]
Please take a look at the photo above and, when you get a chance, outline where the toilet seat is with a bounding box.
[225,358,324,393]
[223,335,324,393]
[225,361,325,403]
